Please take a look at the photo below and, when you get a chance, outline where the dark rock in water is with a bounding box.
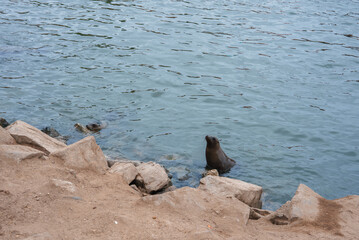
[41,126,69,144]
[0,118,10,128]
[86,122,107,132]
[41,127,60,138]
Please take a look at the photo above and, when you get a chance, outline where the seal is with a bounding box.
[205,135,236,174]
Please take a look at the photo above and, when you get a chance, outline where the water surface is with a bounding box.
[1,0,359,210]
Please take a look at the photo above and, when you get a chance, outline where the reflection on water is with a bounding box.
[1,0,359,210]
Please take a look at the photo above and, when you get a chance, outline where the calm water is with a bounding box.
[1,0,359,210]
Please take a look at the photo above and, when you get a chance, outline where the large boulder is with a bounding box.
[6,120,66,154]
[143,187,250,227]
[0,126,16,145]
[0,144,45,162]
[50,136,107,173]
[198,175,263,208]
[265,184,359,237]
[135,162,171,194]
[109,162,138,184]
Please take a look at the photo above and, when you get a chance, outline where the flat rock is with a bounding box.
[135,161,171,194]
[198,175,263,208]
[50,136,107,173]
[6,120,66,154]
[143,187,250,227]
[0,126,16,145]
[51,179,76,193]
[109,162,138,184]
[0,144,45,162]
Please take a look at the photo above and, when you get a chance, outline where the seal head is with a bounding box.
[205,135,236,174]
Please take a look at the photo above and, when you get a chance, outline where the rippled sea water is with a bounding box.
[1,0,359,209]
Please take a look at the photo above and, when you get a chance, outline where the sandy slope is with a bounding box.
[1,153,357,240]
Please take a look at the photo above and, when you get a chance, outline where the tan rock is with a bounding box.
[50,136,107,173]
[0,144,45,162]
[6,120,66,154]
[198,175,263,208]
[51,179,76,193]
[0,126,16,145]
[202,169,219,177]
[135,161,171,193]
[144,187,250,226]
[109,162,138,184]
[267,184,321,225]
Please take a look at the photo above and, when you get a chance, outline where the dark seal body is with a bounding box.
[205,135,236,174]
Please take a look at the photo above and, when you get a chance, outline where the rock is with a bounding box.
[202,169,219,177]
[51,179,76,193]
[6,120,67,154]
[0,126,16,145]
[74,123,91,134]
[144,187,250,226]
[249,208,273,220]
[41,127,60,138]
[50,136,108,173]
[41,127,69,144]
[198,175,263,208]
[0,145,45,162]
[21,232,53,240]
[135,162,171,194]
[109,162,138,184]
[0,118,10,128]
[265,184,359,237]
[267,184,321,225]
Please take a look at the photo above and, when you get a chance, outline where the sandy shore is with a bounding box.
[1,121,358,240]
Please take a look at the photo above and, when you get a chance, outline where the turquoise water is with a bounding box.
[1,0,358,210]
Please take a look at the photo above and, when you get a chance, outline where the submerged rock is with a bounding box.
[50,136,108,173]
[198,175,263,208]
[6,120,67,154]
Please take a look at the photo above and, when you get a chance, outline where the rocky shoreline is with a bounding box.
[1,120,358,239]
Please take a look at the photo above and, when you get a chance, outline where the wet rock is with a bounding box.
[50,136,108,173]
[198,175,263,208]
[41,127,69,144]
[74,123,91,134]
[86,122,107,132]
[0,145,45,162]
[6,120,67,154]
[41,127,60,138]
[51,179,76,193]
[0,126,16,145]
[134,162,171,194]
[109,162,138,184]
[0,118,10,128]
[202,169,219,177]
